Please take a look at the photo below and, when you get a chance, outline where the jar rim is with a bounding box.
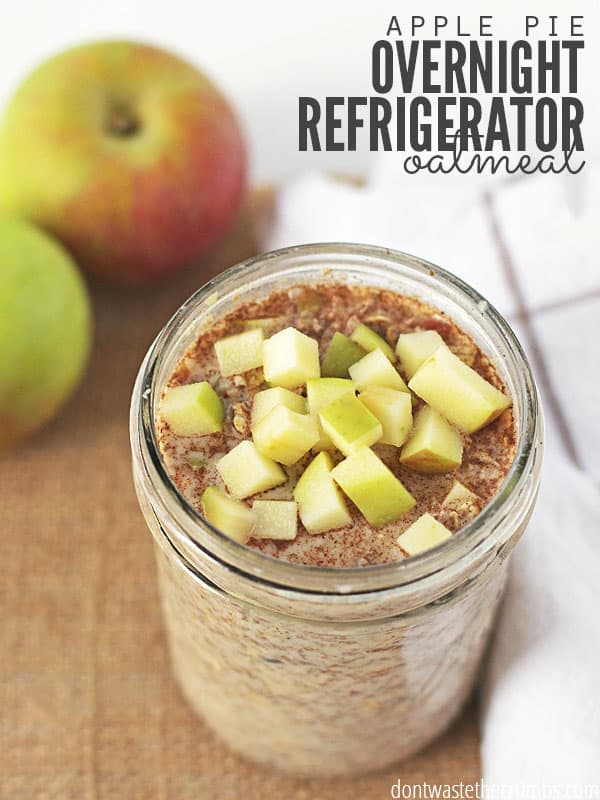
[131,242,543,596]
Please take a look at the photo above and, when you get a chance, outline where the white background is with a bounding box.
[1,0,598,181]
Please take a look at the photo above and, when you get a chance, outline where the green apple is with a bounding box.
[214,328,264,377]
[400,405,463,473]
[408,344,512,433]
[349,348,410,393]
[319,394,382,456]
[201,486,255,544]
[0,41,246,284]
[293,451,352,533]
[358,387,413,447]
[0,217,91,450]
[396,330,444,378]
[350,323,396,362]
[306,377,355,449]
[396,513,452,556]
[251,500,298,540]
[321,332,366,378]
[216,440,286,498]
[160,381,224,436]
[331,446,416,527]
[251,387,306,428]
[262,326,320,388]
[252,405,319,465]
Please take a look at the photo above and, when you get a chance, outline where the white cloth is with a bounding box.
[263,163,600,789]
[482,444,600,788]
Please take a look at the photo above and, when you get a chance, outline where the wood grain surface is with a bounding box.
[1,190,480,799]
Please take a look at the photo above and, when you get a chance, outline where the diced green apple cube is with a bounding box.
[252,405,320,465]
[350,323,396,362]
[251,387,306,428]
[396,330,444,378]
[306,377,356,450]
[358,387,413,447]
[331,446,416,527]
[216,440,286,498]
[408,344,512,433]
[319,394,382,456]
[307,378,356,411]
[214,328,264,377]
[160,381,224,436]
[400,405,463,473]
[201,486,256,543]
[396,513,452,556]
[186,451,207,469]
[321,332,366,378]
[441,482,481,528]
[293,451,352,533]
[262,326,320,388]
[251,500,298,540]
[349,348,410,393]
[442,480,479,508]
[243,316,287,335]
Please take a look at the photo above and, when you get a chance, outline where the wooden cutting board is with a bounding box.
[1,189,480,799]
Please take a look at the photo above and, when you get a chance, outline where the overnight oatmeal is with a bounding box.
[131,245,542,776]
[157,284,516,566]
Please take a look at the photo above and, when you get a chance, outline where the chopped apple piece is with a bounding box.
[408,344,512,433]
[307,377,356,450]
[214,328,264,377]
[400,405,463,473]
[396,330,444,378]
[251,387,306,428]
[358,387,413,447]
[349,348,410,393]
[251,500,298,540]
[243,316,287,335]
[216,440,286,498]
[160,381,224,436]
[201,486,256,544]
[396,513,452,556]
[307,378,356,410]
[253,405,320,465]
[321,332,366,378]
[293,451,352,533]
[331,446,416,527]
[440,480,481,526]
[319,394,382,456]
[262,326,320,388]
[186,451,207,469]
[350,323,396,362]
[442,480,479,508]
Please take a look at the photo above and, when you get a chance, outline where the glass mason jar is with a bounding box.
[130,243,543,777]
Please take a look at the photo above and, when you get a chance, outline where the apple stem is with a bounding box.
[107,109,139,137]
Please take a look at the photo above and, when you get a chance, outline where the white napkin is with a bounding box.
[481,441,600,787]
[262,164,600,788]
